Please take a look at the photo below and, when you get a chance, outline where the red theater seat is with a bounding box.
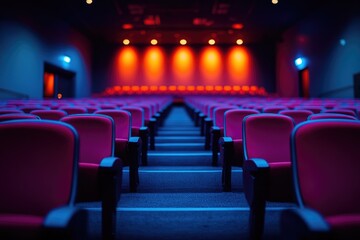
[0,113,40,122]
[242,113,295,239]
[281,120,360,239]
[30,109,68,120]
[219,109,259,191]
[308,113,357,120]
[279,109,313,125]
[0,120,86,239]
[60,114,122,240]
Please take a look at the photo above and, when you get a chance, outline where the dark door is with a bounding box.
[43,62,75,99]
[299,67,310,98]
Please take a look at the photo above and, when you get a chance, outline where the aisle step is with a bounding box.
[155,136,204,144]
[157,130,200,136]
[121,166,243,193]
[147,151,212,166]
[153,143,204,151]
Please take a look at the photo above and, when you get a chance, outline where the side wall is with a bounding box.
[277,4,360,98]
[0,10,92,99]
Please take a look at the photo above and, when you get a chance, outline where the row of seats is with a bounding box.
[185,96,360,239]
[0,97,172,240]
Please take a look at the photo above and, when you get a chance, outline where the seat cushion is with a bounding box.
[266,162,294,201]
[115,138,128,164]
[327,214,360,238]
[0,214,43,239]
[77,163,100,202]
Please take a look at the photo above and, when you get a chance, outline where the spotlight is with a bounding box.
[208,39,215,45]
[123,39,130,45]
[236,39,243,45]
[180,39,187,45]
[294,57,307,70]
[86,0,93,5]
[63,56,71,63]
[151,39,158,45]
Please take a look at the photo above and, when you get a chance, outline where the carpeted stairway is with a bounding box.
[82,103,294,239]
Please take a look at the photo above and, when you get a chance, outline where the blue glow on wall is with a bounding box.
[294,57,307,70]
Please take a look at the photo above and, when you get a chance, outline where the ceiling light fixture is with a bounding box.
[232,23,244,29]
[150,39,158,45]
[123,39,130,45]
[236,39,244,45]
[180,39,187,45]
[208,39,216,45]
[86,0,93,5]
[272,0,279,4]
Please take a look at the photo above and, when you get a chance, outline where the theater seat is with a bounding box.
[219,109,259,191]
[281,120,360,239]
[242,114,295,239]
[0,120,87,240]
[94,109,141,192]
[279,109,313,125]
[308,113,357,120]
[60,114,122,240]
[0,113,40,122]
[30,109,68,120]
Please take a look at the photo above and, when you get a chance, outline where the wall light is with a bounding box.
[294,57,307,70]
[63,55,71,63]
[150,39,158,45]
[208,39,215,45]
[236,39,243,45]
[86,0,93,5]
[180,39,187,45]
[272,0,278,4]
[123,39,130,45]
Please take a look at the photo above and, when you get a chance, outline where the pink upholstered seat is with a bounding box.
[242,113,295,239]
[0,113,40,122]
[308,113,357,120]
[219,109,259,191]
[30,109,67,120]
[94,109,141,192]
[61,114,121,239]
[0,120,86,239]
[279,109,313,125]
[281,120,360,239]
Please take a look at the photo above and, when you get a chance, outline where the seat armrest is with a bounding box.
[243,158,269,205]
[99,157,122,173]
[243,158,269,174]
[219,136,233,145]
[211,126,220,132]
[139,126,148,132]
[281,208,330,240]
[44,206,88,240]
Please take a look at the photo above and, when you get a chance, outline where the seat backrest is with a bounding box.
[59,106,88,115]
[30,109,68,120]
[61,114,114,164]
[262,106,288,113]
[243,114,294,163]
[323,108,357,118]
[213,106,236,128]
[0,120,78,216]
[94,109,131,140]
[120,106,144,128]
[279,109,313,125]
[291,120,360,217]
[18,105,50,113]
[0,109,24,115]
[308,113,357,121]
[0,113,40,122]
[224,109,259,139]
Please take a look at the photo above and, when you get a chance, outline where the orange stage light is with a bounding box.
[44,72,55,97]
[200,47,223,85]
[171,47,195,85]
[159,85,167,91]
[143,47,165,84]
[227,46,251,84]
[169,85,177,91]
[116,47,139,84]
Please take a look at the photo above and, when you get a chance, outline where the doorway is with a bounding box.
[43,62,75,99]
[298,67,310,98]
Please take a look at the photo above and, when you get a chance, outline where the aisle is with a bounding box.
[83,103,286,240]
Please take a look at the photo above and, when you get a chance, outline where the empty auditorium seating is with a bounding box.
[30,109,68,120]
[59,106,88,115]
[0,109,24,115]
[0,120,87,239]
[281,120,360,239]
[210,106,237,166]
[121,106,150,162]
[94,109,142,191]
[0,113,40,122]
[60,114,122,240]
[242,113,295,239]
[279,109,313,125]
[219,109,259,191]
[308,113,357,120]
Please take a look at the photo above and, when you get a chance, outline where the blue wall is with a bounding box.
[0,13,92,99]
[277,4,360,98]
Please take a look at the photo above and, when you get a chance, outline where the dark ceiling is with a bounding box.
[1,0,355,45]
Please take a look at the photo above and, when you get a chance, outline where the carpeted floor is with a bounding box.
[80,104,295,239]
